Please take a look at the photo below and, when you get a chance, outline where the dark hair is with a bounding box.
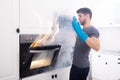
[76,7,92,19]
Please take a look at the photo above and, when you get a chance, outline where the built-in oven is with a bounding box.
[19,15,75,79]
[19,34,61,79]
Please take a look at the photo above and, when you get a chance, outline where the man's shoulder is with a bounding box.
[84,26,100,37]
[84,26,98,32]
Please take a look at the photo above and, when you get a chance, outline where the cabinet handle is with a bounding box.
[51,74,57,79]
[16,28,20,33]
[98,55,100,57]
[105,62,107,64]
[118,58,120,60]
[118,62,120,64]
[51,75,54,79]
[55,74,57,78]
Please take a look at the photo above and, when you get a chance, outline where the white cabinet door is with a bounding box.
[0,0,19,80]
[22,72,54,80]
[91,53,108,80]
[22,67,70,80]
[55,67,70,80]
[91,53,120,80]
[20,0,54,34]
[20,0,39,28]
[107,55,120,80]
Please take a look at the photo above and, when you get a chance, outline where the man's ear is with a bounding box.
[86,14,90,19]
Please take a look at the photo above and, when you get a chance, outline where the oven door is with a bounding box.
[20,44,61,78]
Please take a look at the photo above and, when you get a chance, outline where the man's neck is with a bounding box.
[83,20,91,28]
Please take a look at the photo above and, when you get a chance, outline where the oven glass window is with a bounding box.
[30,50,54,69]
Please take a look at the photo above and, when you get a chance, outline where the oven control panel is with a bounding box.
[20,34,39,43]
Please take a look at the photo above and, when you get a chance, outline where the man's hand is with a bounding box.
[72,16,88,42]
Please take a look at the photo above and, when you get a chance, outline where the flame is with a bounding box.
[48,16,59,44]
[30,16,59,48]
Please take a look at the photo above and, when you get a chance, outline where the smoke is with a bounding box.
[51,14,76,69]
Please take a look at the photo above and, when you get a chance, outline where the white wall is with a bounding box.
[98,26,120,51]
[20,0,120,33]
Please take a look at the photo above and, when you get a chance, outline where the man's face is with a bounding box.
[77,13,86,26]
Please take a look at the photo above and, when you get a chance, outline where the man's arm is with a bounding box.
[85,37,100,51]
[72,16,100,51]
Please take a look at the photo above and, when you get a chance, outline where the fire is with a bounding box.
[30,16,59,48]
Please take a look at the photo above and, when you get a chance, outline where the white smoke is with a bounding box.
[52,15,76,69]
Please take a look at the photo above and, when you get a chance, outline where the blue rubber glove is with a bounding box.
[72,16,88,42]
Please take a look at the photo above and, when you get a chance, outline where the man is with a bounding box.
[70,7,100,80]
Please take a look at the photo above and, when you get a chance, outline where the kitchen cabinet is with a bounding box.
[22,66,70,80]
[91,52,120,80]
[107,55,120,80]
[91,53,108,80]
[0,0,19,80]
[20,0,53,34]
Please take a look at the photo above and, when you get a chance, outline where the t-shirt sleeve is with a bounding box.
[89,27,100,38]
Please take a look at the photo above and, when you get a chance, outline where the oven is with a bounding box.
[19,34,61,79]
[19,15,75,79]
